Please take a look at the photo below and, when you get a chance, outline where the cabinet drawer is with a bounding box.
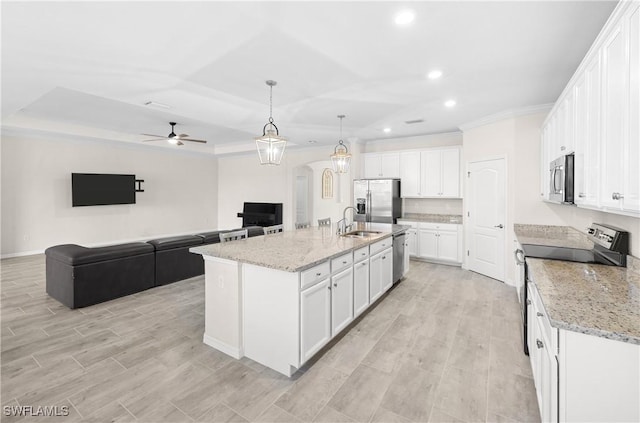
[301,261,331,290]
[419,222,459,232]
[331,253,353,274]
[354,246,369,262]
[531,283,556,352]
[370,237,392,255]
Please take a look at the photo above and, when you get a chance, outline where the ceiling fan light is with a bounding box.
[256,128,287,165]
[167,137,179,145]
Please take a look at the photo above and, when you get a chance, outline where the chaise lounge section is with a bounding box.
[45,242,155,309]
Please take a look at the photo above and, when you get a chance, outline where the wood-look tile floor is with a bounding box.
[1,255,540,422]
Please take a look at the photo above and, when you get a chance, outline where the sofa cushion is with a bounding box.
[45,243,154,266]
[195,230,225,244]
[147,235,203,251]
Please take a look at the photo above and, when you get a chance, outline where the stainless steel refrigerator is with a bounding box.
[353,179,402,223]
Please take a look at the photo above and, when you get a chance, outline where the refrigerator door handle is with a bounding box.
[366,190,371,222]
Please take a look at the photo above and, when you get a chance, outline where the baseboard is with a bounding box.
[203,334,243,359]
[1,249,45,259]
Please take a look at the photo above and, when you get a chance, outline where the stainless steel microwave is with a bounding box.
[549,154,574,204]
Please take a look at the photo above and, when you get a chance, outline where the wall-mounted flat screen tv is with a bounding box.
[72,173,136,207]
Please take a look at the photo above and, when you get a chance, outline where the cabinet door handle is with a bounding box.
[316,272,322,276]
[343,261,348,264]
[560,145,566,151]
[526,299,531,305]
[536,339,544,349]
[327,285,331,290]
[361,262,367,266]
[382,256,386,260]
[536,312,544,317]
[333,283,338,287]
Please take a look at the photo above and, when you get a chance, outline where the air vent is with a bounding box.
[404,119,424,124]
[144,101,171,109]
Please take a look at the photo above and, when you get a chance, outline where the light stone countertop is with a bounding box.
[400,213,463,224]
[190,222,409,273]
[514,224,594,250]
[526,257,640,345]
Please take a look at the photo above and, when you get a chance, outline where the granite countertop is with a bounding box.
[400,213,463,224]
[190,222,409,273]
[514,224,593,250]
[526,257,640,345]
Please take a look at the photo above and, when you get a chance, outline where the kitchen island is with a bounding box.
[190,223,408,376]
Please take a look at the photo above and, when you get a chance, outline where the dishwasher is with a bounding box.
[392,232,406,283]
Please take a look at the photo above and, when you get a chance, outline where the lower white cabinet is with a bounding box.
[407,228,418,256]
[369,251,383,303]
[403,237,410,276]
[330,267,354,335]
[380,247,393,292]
[527,281,639,422]
[353,259,370,317]
[417,223,460,263]
[300,278,332,363]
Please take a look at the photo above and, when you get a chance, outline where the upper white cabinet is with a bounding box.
[541,0,640,217]
[363,152,400,178]
[396,147,461,198]
[399,152,421,196]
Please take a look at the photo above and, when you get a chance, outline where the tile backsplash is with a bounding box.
[403,198,463,215]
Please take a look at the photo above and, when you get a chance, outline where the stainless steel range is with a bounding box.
[518,223,629,355]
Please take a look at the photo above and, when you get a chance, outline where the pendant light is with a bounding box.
[330,114,351,174]
[255,80,287,165]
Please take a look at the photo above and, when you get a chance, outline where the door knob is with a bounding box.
[495,224,504,229]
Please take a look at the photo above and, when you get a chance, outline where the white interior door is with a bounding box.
[467,158,505,281]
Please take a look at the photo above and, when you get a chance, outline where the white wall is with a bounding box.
[216,145,355,230]
[364,131,462,153]
[1,132,218,257]
[463,111,639,285]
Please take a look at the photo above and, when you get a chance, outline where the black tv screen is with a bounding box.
[72,173,136,207]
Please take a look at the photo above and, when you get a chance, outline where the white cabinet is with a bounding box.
[369,251,383,303]
[399,152,421,196]
[420,148,460,197]
[527,283,558,423]
[541,0,639,217]
[300,278,331,363]
[380,247,393,292]
[574,53,602,208]
[416,223,461,263]
[363,152,400,178]
[330,267,354,335]
[353,259,369,317]
[407,229,418,256]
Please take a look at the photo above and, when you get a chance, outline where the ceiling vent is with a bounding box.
[404,119,424,124]
[144,101,171,109]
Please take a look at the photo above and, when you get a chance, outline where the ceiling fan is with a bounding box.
[141,122,207,146]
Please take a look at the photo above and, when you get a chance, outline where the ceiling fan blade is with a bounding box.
[181,138,207,144]
[177,141,184,146]
[142,138,166,142]
[177,133,190,138]
[141,133,165,138]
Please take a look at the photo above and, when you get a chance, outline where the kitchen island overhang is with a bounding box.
[190,223,408,377]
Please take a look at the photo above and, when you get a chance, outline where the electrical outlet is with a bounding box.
[23,234,30,242]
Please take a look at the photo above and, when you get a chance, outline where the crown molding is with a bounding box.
[458,103,553,132]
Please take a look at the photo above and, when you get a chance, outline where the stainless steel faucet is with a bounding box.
[337,206,358,235]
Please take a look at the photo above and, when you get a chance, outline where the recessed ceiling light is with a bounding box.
[394,10,415,26]
[383,127,392,133]
[445,100,456,108]
[427,70,443,80]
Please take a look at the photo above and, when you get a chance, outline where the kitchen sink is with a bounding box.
[341,230,382,238]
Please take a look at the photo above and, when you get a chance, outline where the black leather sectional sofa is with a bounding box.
[45,226,264,309]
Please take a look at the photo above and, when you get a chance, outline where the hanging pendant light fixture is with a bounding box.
[331,114,351,174]
[255,80,287,165]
